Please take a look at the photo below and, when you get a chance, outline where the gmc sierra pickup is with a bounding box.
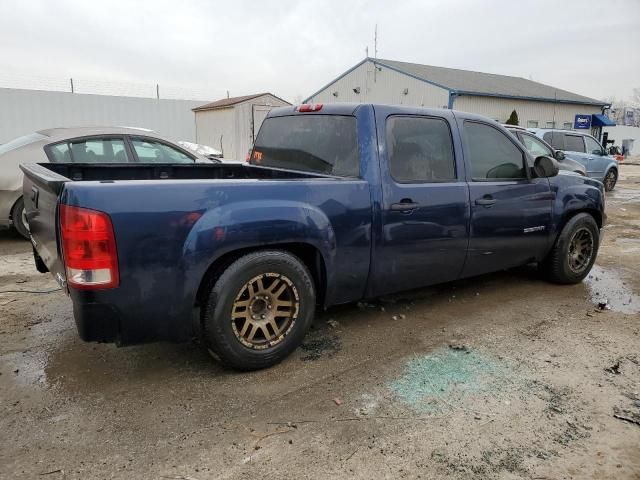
[22,104,606,370]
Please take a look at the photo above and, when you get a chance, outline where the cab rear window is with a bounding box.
[251,115,359,177]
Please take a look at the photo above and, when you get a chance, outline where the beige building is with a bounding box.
[193,93,290,160]
[304,58,607,130]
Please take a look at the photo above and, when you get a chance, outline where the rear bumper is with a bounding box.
[69,290,195,345]
[73,301,121,343]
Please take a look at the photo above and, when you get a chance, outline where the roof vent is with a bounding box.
[402,88,409,95]
[353,87,361,94]
[332,91,339,97]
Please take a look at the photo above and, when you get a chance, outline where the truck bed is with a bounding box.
[31,162,326,188]
[21,161,372,345]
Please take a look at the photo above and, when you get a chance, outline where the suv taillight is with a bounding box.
[60,204,119,289]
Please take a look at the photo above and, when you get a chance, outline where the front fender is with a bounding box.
[549,175,605,241]
[180,199,336,305]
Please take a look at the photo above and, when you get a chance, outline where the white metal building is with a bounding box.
[305,58,608,130]
[193,93,290,160]
[0,88,204,144]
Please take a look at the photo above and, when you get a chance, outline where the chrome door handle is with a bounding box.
[475,198,496,206]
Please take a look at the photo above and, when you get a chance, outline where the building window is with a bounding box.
[527,120,539,128]
[545,121,556,128]
[563,122,573,129]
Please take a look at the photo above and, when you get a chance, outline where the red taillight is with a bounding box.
[60,204,119,290]
[297,103,323,112]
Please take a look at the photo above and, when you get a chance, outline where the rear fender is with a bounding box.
[181,200,336,305]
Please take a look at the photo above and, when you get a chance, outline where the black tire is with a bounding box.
[603,168,617,192]
[202,250,316,371]
[11,197,30,239]
[542,213,599,284]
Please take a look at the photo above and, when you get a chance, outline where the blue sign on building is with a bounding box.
[574,114,592,129]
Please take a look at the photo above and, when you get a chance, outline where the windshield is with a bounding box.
[0,132,47,156]
[250,115,359,177]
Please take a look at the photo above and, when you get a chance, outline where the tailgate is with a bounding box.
[20,163,69,286]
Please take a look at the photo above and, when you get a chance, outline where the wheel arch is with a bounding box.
[557,208,602,240]
[194,242,328,311]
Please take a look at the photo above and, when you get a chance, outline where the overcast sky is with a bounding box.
[0,0,638,103]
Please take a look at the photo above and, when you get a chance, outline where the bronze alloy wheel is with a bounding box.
[567,227,594,274]
[231,273,300,349]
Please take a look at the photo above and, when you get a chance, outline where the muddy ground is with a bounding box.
[1,167,640,480]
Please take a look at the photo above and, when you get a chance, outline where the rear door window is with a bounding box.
[251,115,359,177]
[386,116,456,182]
[543,132,564,150]
[463,122,526,180]
[48,137,129,163]
[564,135,585,153]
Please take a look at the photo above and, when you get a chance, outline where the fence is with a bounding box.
[0,72,224,101]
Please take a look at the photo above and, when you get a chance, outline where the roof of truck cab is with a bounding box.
[268,103,494,120]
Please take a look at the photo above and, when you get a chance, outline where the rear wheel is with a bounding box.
[603,169,617,191]
[202,250,316,370]
[11,197,30,239]
[542,213,599,284]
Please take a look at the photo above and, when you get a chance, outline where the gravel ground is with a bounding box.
[1,166,639,479]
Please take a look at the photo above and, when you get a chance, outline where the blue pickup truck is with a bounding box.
[22,104,606,370]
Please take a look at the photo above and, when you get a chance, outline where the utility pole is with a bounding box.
[70,78,74,93]
[156,84,160,99]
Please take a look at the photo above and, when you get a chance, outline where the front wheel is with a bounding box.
[541,213,599,284]
[202,250,316,370]
[603,169,617,192]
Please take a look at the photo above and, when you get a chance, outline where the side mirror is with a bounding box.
[534,155,559,178]
[553,150,565,161]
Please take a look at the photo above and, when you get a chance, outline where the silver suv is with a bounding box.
[529,128,618,191]
[504,125,586,177]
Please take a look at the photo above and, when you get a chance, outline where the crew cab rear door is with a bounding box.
[372,108,470,296]
[457,120,553,277]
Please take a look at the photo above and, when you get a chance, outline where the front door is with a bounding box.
[373,113,469,296]
[459,121,553,278]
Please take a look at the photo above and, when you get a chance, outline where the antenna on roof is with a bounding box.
[552,90,557,128]
[374,24,378,83]
[365,46,369,58]
[374,24,378,60]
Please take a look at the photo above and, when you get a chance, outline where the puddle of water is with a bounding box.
[389,348,510,412]
[585,265,640,314]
